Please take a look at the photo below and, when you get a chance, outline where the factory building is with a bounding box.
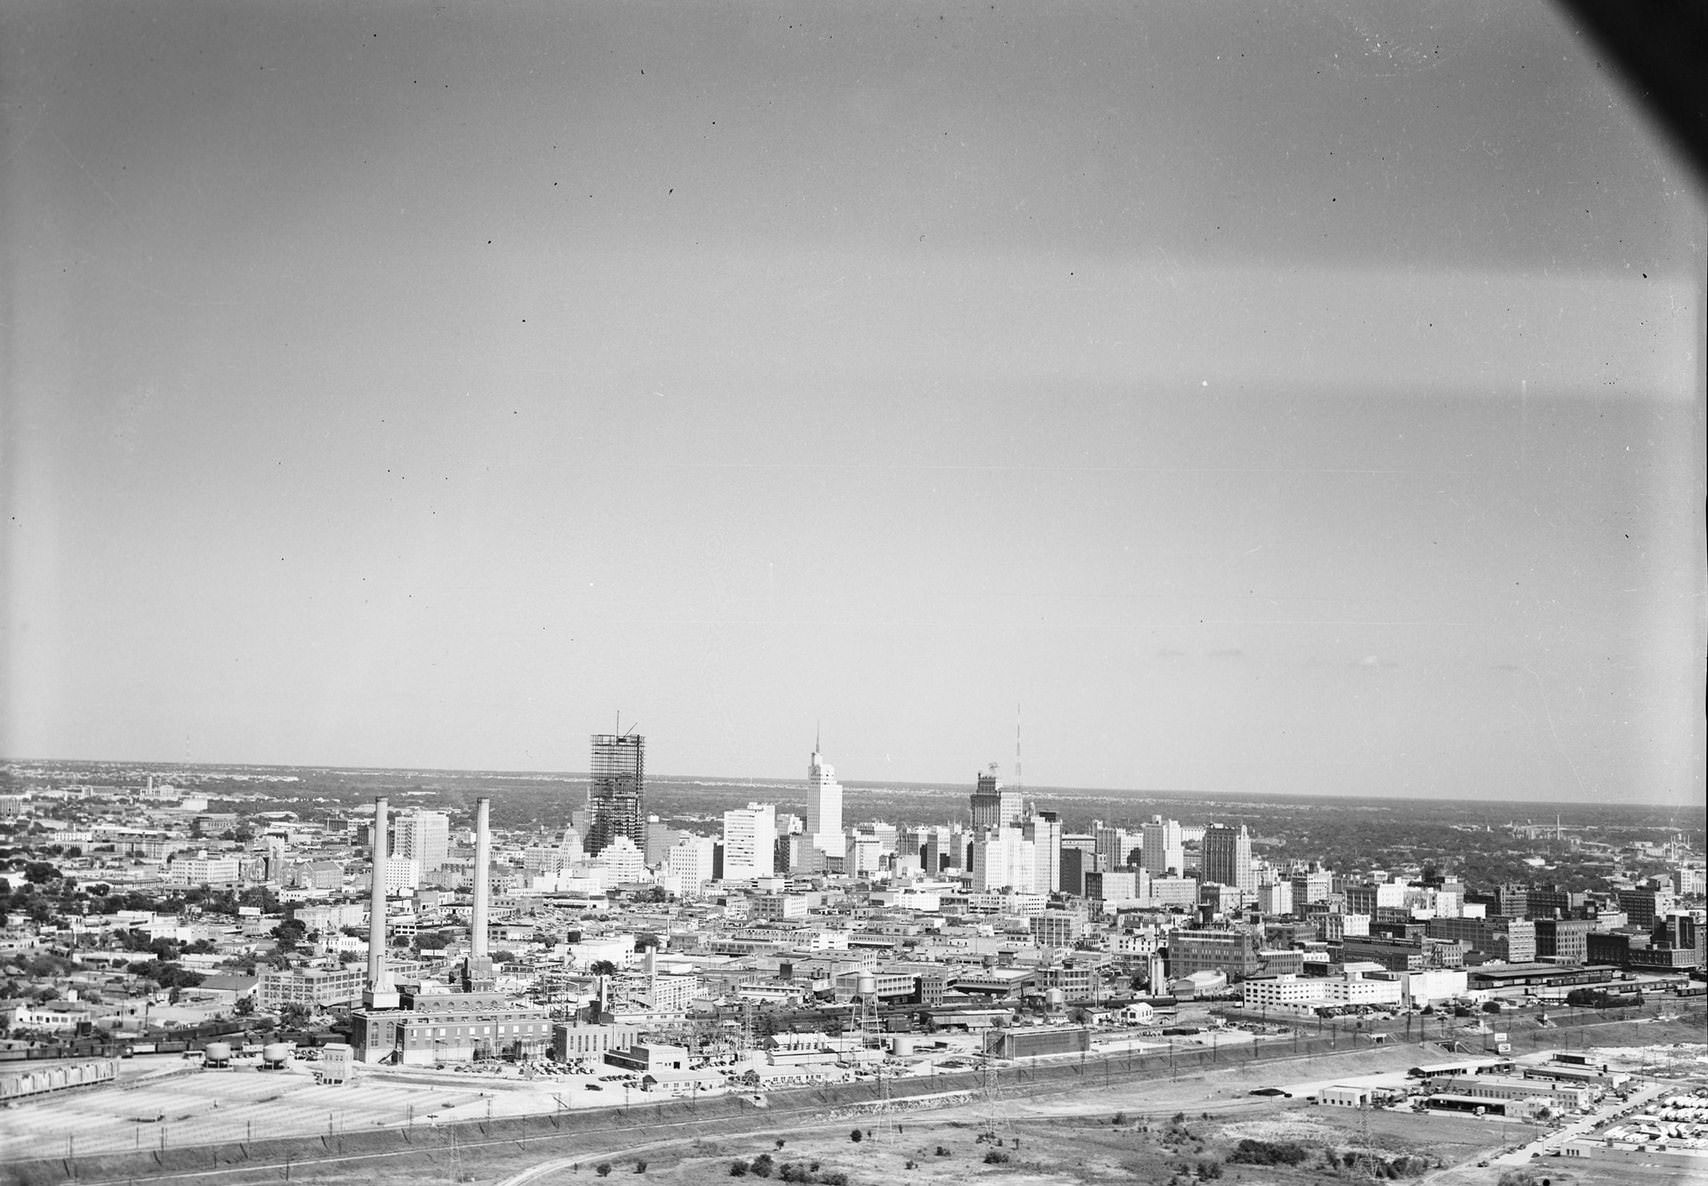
[350,797,552,1065]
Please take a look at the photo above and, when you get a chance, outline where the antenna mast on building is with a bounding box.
[1015,703,1022,791]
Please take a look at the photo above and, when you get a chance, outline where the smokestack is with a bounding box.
[365,796,396,1004]
[472,797,491,960]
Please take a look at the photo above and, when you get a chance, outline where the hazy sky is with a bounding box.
[4,3,1703,806]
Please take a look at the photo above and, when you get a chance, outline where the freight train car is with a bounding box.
[0,1058,118,1102]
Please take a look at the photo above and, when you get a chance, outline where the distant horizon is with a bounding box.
[4,753,1700,814]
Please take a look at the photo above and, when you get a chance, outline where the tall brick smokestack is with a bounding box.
[461,796,496,992]
[472,797,491,961]
[368,796,392,993]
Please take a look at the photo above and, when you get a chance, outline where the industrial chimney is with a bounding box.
[364,796,399,1008]
[462,796,496,992]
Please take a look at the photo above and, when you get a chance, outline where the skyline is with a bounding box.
[3,751,1703,816]
[4,4,1704,807]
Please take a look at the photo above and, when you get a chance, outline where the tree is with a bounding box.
[590,960,618,977]
[271,919,307,950]
[849,1129,863,1143]
[128,960,205,990]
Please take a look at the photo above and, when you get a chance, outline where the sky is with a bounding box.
[3,2,1703,806]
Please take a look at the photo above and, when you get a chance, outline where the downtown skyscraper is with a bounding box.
[1202,823,1257,895]
[586,731,645,855]
[806,736,843,860]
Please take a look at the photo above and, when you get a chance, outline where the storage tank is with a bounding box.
[261,1043,291,1068]
[857,973,877,998]
[203,1042,233,1067]
[1044,988,1067,1011]
[890,1034,914,1057]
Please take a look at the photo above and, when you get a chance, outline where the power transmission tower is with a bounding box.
[1346,1098,1379,1181]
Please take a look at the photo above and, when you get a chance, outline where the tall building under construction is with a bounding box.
[586,731,645,855]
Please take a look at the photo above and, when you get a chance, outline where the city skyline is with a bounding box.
[4,4,1703,808]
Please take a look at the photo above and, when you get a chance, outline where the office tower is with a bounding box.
[971,827,1033,892]
[1025,810,1063,894]
[847,828,884,876]
[1257,877,1294,917]
[644,816,679,866]
[806,736,843,856]
[393,808,450,874]
[1202,824,1257,895]
[722,802,777,880]
[1095,825,1133,870]
[592,834,645,887]
[1061,847,1103,896]
[559,825,586,866]
[1140,816,1185,876]
[663,836,715,898]
[587,732,645,855]
[969,771,1022,832]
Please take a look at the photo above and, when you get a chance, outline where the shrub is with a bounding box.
[730,1160,749,1177]
[983,1150,1011,1164]
[1197,1159,1223,1179]
[596,1165,612,1179]
[1228,1139,1309,1167]
[819,1174,849,1186]
[1112,1110,1127,1125]
[633,1162,646,1174]
[934,1146,952,1157]
[849,1129,863,1143]
[750,1153,775,1178]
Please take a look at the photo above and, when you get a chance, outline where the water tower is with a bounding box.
[855,972,882,1048]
